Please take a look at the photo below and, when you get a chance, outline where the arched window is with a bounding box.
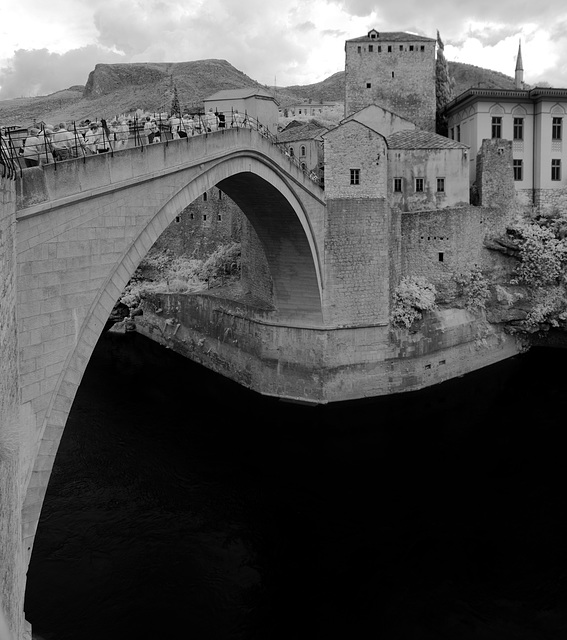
[289,147,294,156]
[300,145,306,156]
[301,162,307,171]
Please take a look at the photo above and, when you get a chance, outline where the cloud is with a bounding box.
[0,46,124,99]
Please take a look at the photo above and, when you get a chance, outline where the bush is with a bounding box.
[454,265,490,312]
[511,220,567,286]
[391,276,437,329]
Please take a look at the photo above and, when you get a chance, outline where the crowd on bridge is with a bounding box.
[0,108,321,185]
[4,108,259,169]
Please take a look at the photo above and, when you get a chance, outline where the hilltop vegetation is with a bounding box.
[0,57,522,127]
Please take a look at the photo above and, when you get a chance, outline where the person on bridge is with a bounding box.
[143,116,154,144]
[37,128,54,165]
[112,119,130,149]
[84,122,103,154]
[206,108,218,132]
[22,127,41,167]
[51,122,75,160]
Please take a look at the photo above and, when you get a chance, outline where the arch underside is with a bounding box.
[20,148,326,567]
[217,172,323,324]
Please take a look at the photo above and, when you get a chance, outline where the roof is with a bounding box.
[277,122,328,143]
[347,30,435,43]
[386,130,468,150]
[204,87,278,103]
[445,86,567,113]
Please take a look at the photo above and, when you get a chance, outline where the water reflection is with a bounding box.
[26,333,567,639]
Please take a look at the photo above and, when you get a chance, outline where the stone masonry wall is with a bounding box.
[152,187,242,259]
[401,205,509,290]
[323,120,393,325]
[345,39,436,131]
[0,177,26,640]
[476,139,516,211]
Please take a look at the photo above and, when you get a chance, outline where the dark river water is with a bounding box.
[25,332,567,640]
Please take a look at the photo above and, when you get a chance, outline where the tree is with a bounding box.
[171,85,181,116]
[435,30,455,137]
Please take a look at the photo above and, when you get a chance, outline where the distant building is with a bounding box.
[281,101,343,119]
[344,28,437,131]
[341,104,416,137]
[445,43,567,212]
[203,88,279,134]
[276,120,327,178]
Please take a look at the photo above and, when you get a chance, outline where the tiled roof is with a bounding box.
[386,130,468,150]
[276,122,328,143]
[347,31,435,43]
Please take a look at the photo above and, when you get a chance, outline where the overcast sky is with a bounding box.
[1,0,566,100]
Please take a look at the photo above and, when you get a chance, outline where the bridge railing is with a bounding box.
[1,111,323,189]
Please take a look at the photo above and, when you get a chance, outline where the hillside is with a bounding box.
[0,58,524,128]
[0,60,268,126]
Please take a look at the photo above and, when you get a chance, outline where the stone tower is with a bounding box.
[344,28,437,131]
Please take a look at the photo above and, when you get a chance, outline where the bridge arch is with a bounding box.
[19,139,326,567]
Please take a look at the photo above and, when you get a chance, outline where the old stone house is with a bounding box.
[276,120,327,177]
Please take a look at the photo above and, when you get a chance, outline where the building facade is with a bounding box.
[344,28,437,131]
[203,88,279,133]
[445,43,567,213]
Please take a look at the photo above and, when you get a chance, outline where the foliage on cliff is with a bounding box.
[485,212,567,333]
[119,243,242,311]
[391,276,437,329]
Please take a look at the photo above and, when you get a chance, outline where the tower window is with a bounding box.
[388,45,392,52]
[350,168,360,185]
[300,145,306,156]
[217,214,222,221]
[491,116,502,139]
[190,213,194,220]
[391,71,395,78]
[438,252,444,262]
[513,159,523,181]
[366,82,372,89]
[203,192,208,201]
[175,216,180,223]
[552,117,562,140]
[203,214,207,221]
[437,178,445,192]
[218,190,223,199]
[415,178,424,192]
[393,177,402,192]
[552,159,561,181]
[513,117,524,140]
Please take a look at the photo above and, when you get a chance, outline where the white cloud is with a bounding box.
[1,0,566,100]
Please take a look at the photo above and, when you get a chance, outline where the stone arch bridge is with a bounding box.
[0,125,520,638]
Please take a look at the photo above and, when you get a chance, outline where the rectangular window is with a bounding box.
[357,46,361,53]
[420,45,425,51]
[366,82,371,88]
[368,45,373,52]
[552,117,562,140]
[409,45,414,51]
[491,117,502,139]
[350,168,360,185]
[552,159,561,181]
[513,117,524,140]
[415,178,424,192]
[450,127,454,140]
[436,178,445,192]
[513,159,523,181]
[388,45,392,52]
[456,125,461,142]
[393,177,402,192]
[399,45,403,51]
[378,45,382,52]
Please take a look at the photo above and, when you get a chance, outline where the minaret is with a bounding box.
[515,40,524,89]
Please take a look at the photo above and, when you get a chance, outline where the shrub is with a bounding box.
[454,265,491,312]
[511,220,567,286]
[391,276,437,329]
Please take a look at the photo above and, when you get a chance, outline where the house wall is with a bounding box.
[342,104,416,137]
[388,147,470,211]
[203,96,279,133]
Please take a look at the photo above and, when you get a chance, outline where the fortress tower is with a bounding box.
[344,29,437,131]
